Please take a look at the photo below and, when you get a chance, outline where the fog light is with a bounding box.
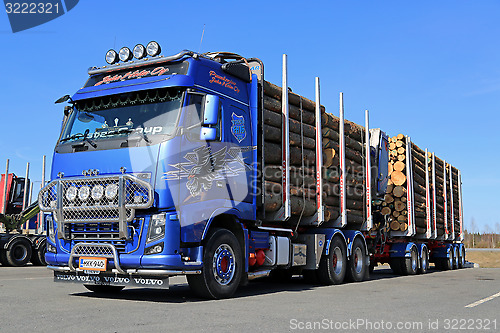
[47,243,57,253]
[133,44,146,59]
[91,185,104,201]
[145,242,164,255]
[65,186,77,202]
[105,49,118,64]
[78,186,90,201]
[105,184,118,200]
[119,47,133,62]
[146,41,161,57]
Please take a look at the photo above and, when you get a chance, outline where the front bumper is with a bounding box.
[50,266,200,289]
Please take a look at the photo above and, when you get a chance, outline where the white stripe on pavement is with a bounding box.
[465,291,500,308]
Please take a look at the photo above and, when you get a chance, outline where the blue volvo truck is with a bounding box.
[39,42,464,299]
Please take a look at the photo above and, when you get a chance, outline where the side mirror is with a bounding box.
[55,95,72,104]
[203,95,219,125]
[200,127,217,141]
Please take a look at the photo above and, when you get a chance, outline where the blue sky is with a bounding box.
[1,1,499,232]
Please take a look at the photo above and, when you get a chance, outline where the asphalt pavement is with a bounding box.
[0,265,499,332]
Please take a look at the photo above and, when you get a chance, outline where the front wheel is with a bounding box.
[346,237,367,282]
[187,228,243,299]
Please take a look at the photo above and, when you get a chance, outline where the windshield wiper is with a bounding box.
[126,129,151,144]
[81,129,97,148]
[60,130,97,148]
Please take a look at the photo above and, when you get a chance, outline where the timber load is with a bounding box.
[262,81,367,225]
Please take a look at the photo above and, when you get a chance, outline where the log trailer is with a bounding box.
[0,173,47,266]
[39,42,464,298]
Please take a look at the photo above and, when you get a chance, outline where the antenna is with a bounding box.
[198,24,206,53]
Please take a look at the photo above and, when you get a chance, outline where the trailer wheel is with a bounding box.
[31,242,47,266]
[452,246,459,269]
[317,236,347,285]
[346,237,367,282]
[401,246,418,275]
[390,258,403,275]
[438,250,453,271]
[187,228,242,299]
[5,238,32,267]
[418,248,429,274]
[458,246,465,268]
[84,285,124,294]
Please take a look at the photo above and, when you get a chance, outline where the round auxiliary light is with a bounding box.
[146,41,161,57]
[119,47,133,62]
[91,184,104,201]
[65,186,78,202]
[78,186,90,201]
[133,44,146,59]
[105,49,119,64]
[105,184,119,200]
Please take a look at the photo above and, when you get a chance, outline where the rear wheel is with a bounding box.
[6,238,32,267]
[84,285,124,294]
[317,236,347,285]
[458,246,465,268]
[452,246,459,269]
[346,238,367,282]
[418,248,429,274]
[31,242,47,266]
[187,229,243,299]
[402,246,418,275]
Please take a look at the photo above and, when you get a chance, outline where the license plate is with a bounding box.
[79,257,107,271]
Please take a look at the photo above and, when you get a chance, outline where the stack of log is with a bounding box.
[411,142,430,235]
[322,113,366,224]
[433,155,446,236]
[261,80,367,225]
[451,166,461,238]
[383,134,410,232]
[262,81,320,219]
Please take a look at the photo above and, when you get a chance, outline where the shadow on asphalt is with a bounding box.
[69,265,452,303]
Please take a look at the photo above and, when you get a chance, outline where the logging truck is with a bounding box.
[39,42,464,299]
[0,173,47,266]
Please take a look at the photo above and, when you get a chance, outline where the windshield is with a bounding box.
[60,88,184,145]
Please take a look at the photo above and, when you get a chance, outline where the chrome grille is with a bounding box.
[72,244,114,257]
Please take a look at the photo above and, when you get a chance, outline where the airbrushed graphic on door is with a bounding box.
[163,145,256,197]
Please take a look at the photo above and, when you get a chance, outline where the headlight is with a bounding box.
[78,186,90,201]
[91,185,104,201]
[146,41,161,57]
[65,186,77,201]
[105,49,118,64]
[105,184,118,200]
[133,44,146,59]
[46,215,55,243]
[119,47,133,62]
[147,213,166,243]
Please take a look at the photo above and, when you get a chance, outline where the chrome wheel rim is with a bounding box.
[353,248,363,274]
[332,246,343,275]
[212,244,235,285]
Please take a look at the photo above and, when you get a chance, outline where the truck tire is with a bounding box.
[345,237,367,282]
[84,285,124,294]
[187,228,243,299]
[458,246,465,269]
[5,238,32,267]
[317,236,347,285]
[31,242,47,266]
[401,246,418,275]
[418,248,429,274]
[438,251,453,271]
[390,258,403,275]
[452,246,459,269]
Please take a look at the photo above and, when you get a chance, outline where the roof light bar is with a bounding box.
[119,47,133,62]
[133,44,146,59]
